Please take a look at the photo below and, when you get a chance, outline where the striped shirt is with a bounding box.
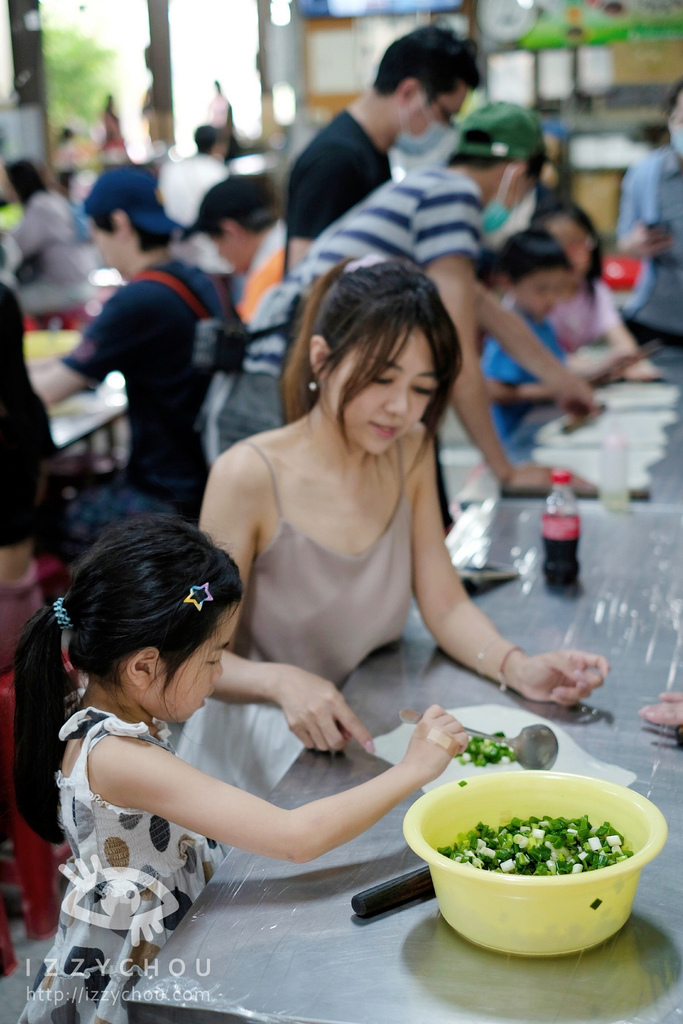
[245,167,482,376]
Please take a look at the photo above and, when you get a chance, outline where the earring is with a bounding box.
[308,380,318,392]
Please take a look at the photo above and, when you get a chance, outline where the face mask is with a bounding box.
[395,122,453,158]
[670,127,683,157]
[482,201,512,234]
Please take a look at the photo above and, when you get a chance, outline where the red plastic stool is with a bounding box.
[0,885,18,976]
[602,256,642,292]
[0,671,69,941]
[35,553,71,602]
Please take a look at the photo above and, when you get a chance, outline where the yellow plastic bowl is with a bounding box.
[403,771,667,957]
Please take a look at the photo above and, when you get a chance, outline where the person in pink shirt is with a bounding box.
[532,199,658,382]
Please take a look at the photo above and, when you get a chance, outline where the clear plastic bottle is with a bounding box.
[599,419,629,513]
[542,469,580,585]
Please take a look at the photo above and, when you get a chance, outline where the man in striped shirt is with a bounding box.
[201,103,595,492]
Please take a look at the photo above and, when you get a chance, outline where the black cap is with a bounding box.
[186,177,274,237]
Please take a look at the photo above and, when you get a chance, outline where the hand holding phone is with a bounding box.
[643,221,674,257]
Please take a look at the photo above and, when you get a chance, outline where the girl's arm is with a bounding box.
[604,322,660,381]
[199,445,374,753]
[406,434,608,705]
[87,706,468,863]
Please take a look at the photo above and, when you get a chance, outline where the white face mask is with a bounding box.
[395,90,451,159]
[670,127,683,157]
[395,121,453,158]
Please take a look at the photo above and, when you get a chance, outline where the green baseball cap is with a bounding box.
[454,102,544,161]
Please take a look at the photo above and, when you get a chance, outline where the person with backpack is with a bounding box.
[29,168,222,560]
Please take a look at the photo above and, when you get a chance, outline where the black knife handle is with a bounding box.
[351,865,434,918]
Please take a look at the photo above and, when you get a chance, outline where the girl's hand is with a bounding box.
[272,664,375,753]
[402,705,468,783]
[622,359,661,383]
[639,692,683,726]
[504,649,608,706]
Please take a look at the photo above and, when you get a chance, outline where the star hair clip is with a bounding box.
[183,582,214,611]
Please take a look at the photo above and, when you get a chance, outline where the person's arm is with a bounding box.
[484,378,555,405]
[405,432,608,704]
[286,237,312,270]
[199,445,375,753]
[29,357,89,406]
[426,255,515,482]
[603,322,660,381]
[475,284,596,416]
[88,706,468,863]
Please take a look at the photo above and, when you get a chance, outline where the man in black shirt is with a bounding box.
[286,25,479,268]
[30,168,222,558]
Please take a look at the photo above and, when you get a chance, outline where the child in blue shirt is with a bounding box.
[482,229,572,439]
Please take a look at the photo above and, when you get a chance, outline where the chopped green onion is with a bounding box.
[456,732,516,767]
[437,815,633,876]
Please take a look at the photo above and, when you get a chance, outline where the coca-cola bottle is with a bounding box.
[542,469,580,585]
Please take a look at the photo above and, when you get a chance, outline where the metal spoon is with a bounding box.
[399,709,559,770]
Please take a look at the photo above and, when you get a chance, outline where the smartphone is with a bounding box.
[645,221,672,236]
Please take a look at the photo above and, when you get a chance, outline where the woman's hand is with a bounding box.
[504,649,608,706]
[272,664,375,753]
[639,692,683,726]
[402,705,468,783]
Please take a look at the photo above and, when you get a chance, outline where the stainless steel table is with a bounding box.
[130,502,683,1024]
[49,377,128,449]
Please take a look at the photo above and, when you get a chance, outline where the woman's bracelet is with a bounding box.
[475,636,500,677]
[498,645,524,691]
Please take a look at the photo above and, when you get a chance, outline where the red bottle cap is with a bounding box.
[550,469,571,485]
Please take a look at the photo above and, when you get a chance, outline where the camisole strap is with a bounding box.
[239,438,403,520]
[239,440,283,516]
[397,438,405,489]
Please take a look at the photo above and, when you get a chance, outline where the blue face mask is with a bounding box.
[482,200,512,234]
[670,127,683,158]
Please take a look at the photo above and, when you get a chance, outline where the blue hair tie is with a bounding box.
[53,597,74,631]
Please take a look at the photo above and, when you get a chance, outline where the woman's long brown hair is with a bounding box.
[281,259,461,439]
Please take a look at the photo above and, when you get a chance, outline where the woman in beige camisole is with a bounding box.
[178,259,608,796]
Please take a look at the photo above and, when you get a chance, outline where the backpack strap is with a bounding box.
[136,269,212,320]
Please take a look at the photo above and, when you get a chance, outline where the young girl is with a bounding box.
[532,199,659,382]
[178,258,609,797]
[15,515,467,1024]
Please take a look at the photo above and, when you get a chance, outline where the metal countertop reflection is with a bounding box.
[130,502,683,1024]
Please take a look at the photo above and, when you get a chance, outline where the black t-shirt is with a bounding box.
[0,284,55,546]
[286,111,392,243]
[63,260,221,511]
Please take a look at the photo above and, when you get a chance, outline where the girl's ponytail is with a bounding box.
[14,606,74,843]
[281,260,350,423]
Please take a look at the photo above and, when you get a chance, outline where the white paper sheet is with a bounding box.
[532,446,662,490]
[535,410,676,450]
[373,704,636,791]
[595,382,680,412]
